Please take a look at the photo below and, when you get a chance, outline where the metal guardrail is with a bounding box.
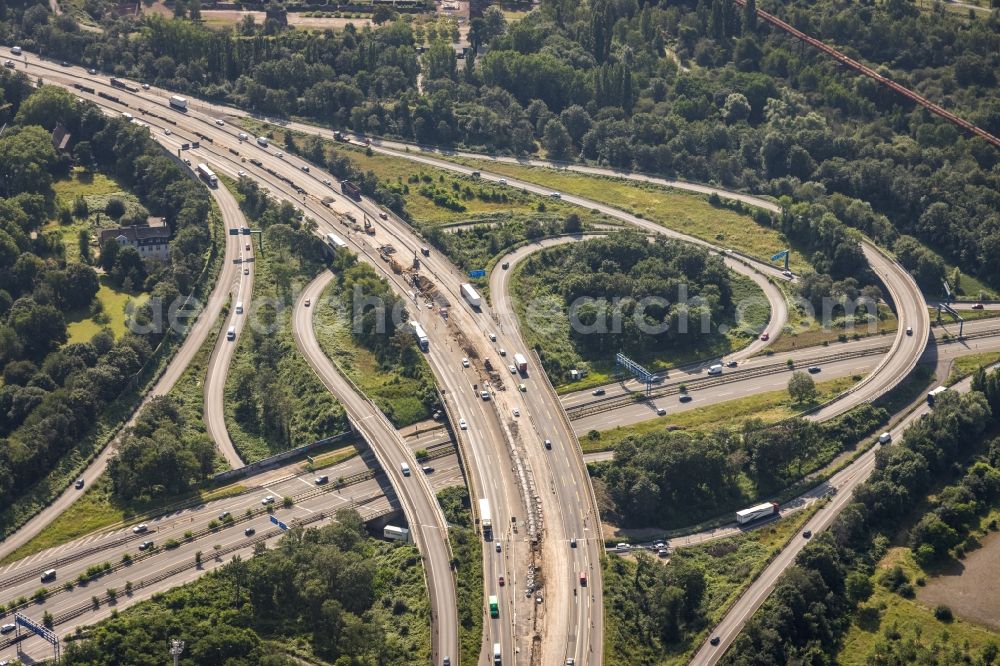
[0,465,382,593]
[532,349,605,547]
[0,498,394,650]
[567,345,890,419]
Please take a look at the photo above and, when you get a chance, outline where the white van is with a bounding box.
[235,301,244,314]
[41,569,56,582]
[878,432,892,444]
[493,643,501,665]
[226,326,236,341]
[401,462,411,476]
[11,46,22,55]
[707,364,723,375]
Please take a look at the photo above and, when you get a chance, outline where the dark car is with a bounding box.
[592,388,605,396]
[726,360,738,368]
[803,530,812,539]
[972,303,985,310]
[244,527,256,537]
[710,636,721,646]
[138,540,154,551]
[60,60,69,66]
[679,395,693,403]
[75,477,85,489]
[808,366,821,373]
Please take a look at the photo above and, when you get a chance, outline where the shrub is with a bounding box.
[934,604,953,622]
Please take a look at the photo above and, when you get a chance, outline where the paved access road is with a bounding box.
[202,184,255,467]
[688,364,999,666]
[0,132,253,559]
[292,272,459,666]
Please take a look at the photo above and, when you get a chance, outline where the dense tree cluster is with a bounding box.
[226,177,347,455]
[107,396,215,501]
[0,76,213,522]
[2,0,996,289]
[521,234,732,363]
[327,251,437,423]
[724,388,996,665]
[63,510,430,665]
[596,403,886,527]
[604,551,706,647]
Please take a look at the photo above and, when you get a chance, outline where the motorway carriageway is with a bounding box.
[0,143,253,560]
[19,56,467,665]
[16,56,932,665]
[0,439,464,662]
[566,319,1000,435]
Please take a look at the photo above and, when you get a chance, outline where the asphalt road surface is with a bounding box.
[202,183,256,468]
[292,272,459,665]
[0,129,253,558]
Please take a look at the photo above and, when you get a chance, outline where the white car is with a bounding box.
[499,348,507,356]
[488,332,497,342]
[462,357,469,368]
[132,524,148,534]
[498,178,507,185]
[215,119,225,126]
[142,83,150,90]
[512,408,520,417]
[0,623,15,634]
[163,128,171,135]
[237,170,246,177]
[878,432,892,444]
[323,179,332,186]
[261,495,275,505]
[508,365,517,374]
[459,418,468,430]
[275,151,284,159]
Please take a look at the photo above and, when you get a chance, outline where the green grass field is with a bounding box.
[581,375,857,452]
[439,157,806,271]
[239,119,609,230]
[312,277,434,428]
[838,547,1000,665]
[949,351,1000,384]
[65,280,148,343]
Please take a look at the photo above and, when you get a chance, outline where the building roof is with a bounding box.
[51,123,71,152]
[99,224,171,246]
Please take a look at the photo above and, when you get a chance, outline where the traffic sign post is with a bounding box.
[468,269,486,278]
[615,352,656,396]
[15,612,60,661]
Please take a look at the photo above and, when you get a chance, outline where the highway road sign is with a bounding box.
[468,269,486,278]
[269,515,289,530]
[229,228,239,235]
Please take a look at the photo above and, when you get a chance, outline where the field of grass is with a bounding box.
[312,276,435,428]
[240,119,609,231]
[437,487,483,666]
[49,169,146,263]
[581,375,858,453]
[65,279,149,343]
[439,157,807,271]
[604,504,817,665]
[949,351,1000,384]
[838,547,1000,665]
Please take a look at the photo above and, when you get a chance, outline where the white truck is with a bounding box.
[256,136,269,148]
[383,525,411,542]
[168,95,187,111]
[513,353,528,374]
[460,282,482,308]
[479,498,492,538]
[736,502,779,525]
[411,321,429,352]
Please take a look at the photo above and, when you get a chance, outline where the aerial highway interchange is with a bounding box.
[0,46,996,666]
